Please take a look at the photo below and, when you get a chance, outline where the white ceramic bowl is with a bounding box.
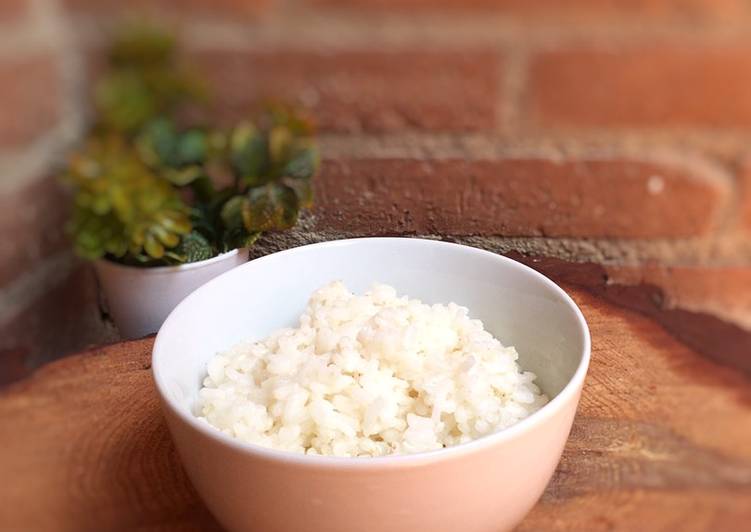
[152,238,590,532]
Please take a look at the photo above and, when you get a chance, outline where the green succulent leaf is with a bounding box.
[63,26,320,267]
[95,26,205,134]
[283,144,319,180]
[69,207,126,260]
[230,123,267,186]
[106,238,128,257]
[136,118,179,166]
[163,166,203,186]
[157,211,192,234]
[188,205,217,243]
[177,129,207,165]
[176,231,214,263]
[64,137,191,263]
[91,194,112,215]
[220,195,246,230]
[242,183,299,232]
[281,177,314,209]
[206,130,228,159]
[152,224,181,247]
[144,232,166,259]
[223,227,261,251]
[96,72,157,132]
[268,126,293,164]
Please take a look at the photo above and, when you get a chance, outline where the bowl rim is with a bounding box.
[153,237,591,469]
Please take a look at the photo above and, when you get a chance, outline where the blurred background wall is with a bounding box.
[1,0,751,381]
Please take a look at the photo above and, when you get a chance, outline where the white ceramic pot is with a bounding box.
[153,238,590,532]
[94,248,249,339]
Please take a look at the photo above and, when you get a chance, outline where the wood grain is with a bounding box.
[1,286,750,531]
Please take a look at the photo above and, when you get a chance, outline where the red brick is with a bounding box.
[740,159,751,232]
[527,47,751,129]
[607,266,751,330]
[314,158,727,237]
[62,0,271,19]
[0,177,71,288]
[197,50,500,132]
[0,348,30,386]
[311,0,746,20]
[0,265,119,376]
[0,0,28,24]
[0,56,61,148]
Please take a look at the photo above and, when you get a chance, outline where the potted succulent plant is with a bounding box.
[62,26,318,338]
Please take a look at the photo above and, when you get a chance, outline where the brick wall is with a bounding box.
[1,0,751,381]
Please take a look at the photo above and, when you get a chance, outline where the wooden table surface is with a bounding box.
[1,285,750,531]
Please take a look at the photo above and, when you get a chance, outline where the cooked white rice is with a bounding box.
[197,281,547,457]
